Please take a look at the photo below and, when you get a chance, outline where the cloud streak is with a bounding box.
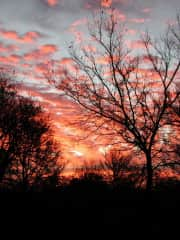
[23,44,58,62]
[0,29,42,43]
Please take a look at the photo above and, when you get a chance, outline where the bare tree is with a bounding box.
[101,149,132,182]
[51,10,180,192]
[74,160,102,179]
[100,148,143,189]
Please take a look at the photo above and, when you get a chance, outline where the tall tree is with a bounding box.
[51,10,180,191]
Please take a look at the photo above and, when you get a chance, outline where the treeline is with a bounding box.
[0,71,180,193]
[0,75,179,233]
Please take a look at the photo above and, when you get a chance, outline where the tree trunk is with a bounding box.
[0,149,9,182]
[146,151,153,193]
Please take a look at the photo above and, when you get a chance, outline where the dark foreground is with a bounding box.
[0,184,180,237]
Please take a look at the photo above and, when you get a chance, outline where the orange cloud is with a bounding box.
[96,55,119,65]
[0,43,18,52]
[130,18,146,24]
[39,44,58,54]
[46,0,58,7]
[101,0,112,8]
[17,84,104,165]
[18,77,135,169]
[0,30,42,43]
[0,54,21,65]
[24,44,58,62]
[8,55,20,63]
[21,31,41,43]
[35,64,47,74]
[58,58,78,74]
[1,30,18,40]
[24,52,36,62]
[59,58,74,65]
[127,40,145,49]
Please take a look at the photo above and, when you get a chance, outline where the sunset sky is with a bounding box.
[0,0,179,168]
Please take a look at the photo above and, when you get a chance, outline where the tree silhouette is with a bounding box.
[0,73,19,182]
[100,149,134,184]
[50,10,180,192]
[0,72,64,191]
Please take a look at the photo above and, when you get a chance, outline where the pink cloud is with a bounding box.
[125,29,137,36]
[8,54,20,63]
[142,8,152,13]
[21,31,42,43]
[1,30,18,40]
[46,0,58,7]
[82,45,97,53]
[59,58,74,65]
[127,40,145,49]
[84,3,92,9]
[24,44,58,62]
[39,44,58,54]
[24,52,37,62]
[69,27,84,43]
[0,30,42,43]
[71,18,87,27]
[130,18,146,24]
[103,8,126,22]
[101,0,112,8]
[68,18,88,43]
[0,54,21,65]
[0,42,18,52]
[113,9,126,22]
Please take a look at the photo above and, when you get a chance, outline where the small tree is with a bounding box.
[101,149,132,182]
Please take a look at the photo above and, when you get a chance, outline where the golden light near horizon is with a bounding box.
[98,145,112,155]
[70,150,83,157]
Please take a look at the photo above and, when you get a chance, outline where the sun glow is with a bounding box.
[99,145,112,155]
[70,150,83,157]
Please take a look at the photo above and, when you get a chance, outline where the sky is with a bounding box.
[0,0,179,169]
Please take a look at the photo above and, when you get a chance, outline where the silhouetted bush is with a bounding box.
[64,172,109,198]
